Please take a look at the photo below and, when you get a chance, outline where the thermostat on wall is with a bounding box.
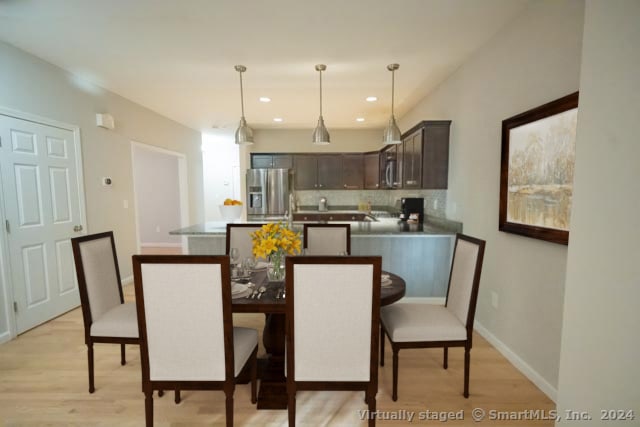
[102,177,113,186]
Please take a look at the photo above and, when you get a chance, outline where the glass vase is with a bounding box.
[267,250,286,282]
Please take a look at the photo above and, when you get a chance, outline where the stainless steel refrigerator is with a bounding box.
[246,169,292,216]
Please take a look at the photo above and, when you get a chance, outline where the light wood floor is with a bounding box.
[0,284,555,426]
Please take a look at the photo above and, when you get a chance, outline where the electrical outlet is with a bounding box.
[123,200,129,209]
[433,199,438,210]
[491,291,499,309]
[155,226,161,233]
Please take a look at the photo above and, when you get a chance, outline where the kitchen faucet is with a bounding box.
[318,196,328,212]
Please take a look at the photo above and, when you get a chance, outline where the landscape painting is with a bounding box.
[499,92,579,245]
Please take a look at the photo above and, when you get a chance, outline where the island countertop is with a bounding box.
[170,216,461,236]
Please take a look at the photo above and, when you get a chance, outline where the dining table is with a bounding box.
[231,267,406,410]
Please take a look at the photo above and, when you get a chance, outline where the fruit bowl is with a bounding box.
[219,204,243,221]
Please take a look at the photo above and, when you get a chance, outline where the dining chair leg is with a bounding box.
[392,347,399,402]
[443,346,448,369]
[225,392,233,427]
[144,392,153,427]
[463,345,471,398]
[288,392,296,426]
[174,390,181,404]
[120,344,126,366]
[367,389,377,427]
[250,349,258,404]
[379,326,385,367]
[87,343,95,393]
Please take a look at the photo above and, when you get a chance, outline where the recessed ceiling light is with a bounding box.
[366,96,378,102]
[273,117,283,122]
[356,118,365,122]
[259,97,271,103]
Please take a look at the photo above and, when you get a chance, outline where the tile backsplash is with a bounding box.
[295,189,447,217]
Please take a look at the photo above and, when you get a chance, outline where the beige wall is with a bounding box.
[556,0,640,423]
[0,41,204,285]
[398,0,585,396]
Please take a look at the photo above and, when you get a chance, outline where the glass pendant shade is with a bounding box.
[234,65,254,145]
[312,64,330,145]
[383,63,402,145]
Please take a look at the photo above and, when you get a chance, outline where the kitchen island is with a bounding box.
[170,214,462,299]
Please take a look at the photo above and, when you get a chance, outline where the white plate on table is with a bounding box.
[251,261,268,271]
[232,282,249,295]
[231,282,253,299]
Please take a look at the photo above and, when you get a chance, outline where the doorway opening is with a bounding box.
[131,142,188,255]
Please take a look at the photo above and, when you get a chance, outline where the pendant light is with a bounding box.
[383,63,402,145]
[312,64,330,145]
[234,65,254,145]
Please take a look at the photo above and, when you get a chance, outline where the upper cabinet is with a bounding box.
[250,154,293,169]
[293,154,343,190]
[419,121,450,189]
[249,121,450,190]
[402,128,422,188]
[363,152,380,189]
[342,154,364,189]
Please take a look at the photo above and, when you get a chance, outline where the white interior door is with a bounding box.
[0,114,84,333]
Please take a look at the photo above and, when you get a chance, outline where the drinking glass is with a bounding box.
[243,257,256,273]
[230,248,240,266]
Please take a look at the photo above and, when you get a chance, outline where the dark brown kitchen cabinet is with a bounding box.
[293,154,343,190]
[250,153,292,169]
[364,152,380,189]
[403,128,423,188]
[317,155,343,189]
[420,121,450,189]
[342,154,364,189]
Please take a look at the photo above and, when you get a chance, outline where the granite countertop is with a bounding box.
[170,209,461,236]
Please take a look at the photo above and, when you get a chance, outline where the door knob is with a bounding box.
[74,225,83,232]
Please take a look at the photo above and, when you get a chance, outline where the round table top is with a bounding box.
[232,269,405,313]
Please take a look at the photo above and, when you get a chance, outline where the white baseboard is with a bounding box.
[0,331,11,345]
[140,242,182,248]
[121,275,134,287]
[474,321,557,402]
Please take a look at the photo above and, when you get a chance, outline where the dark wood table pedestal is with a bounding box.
[257,313,287,409]
[233,270,405,410]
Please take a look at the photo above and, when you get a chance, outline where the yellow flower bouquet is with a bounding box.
[251,222,301,281]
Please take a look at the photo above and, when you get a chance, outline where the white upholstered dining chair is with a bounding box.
[285,256,381,426]
[302,223,351,255]
[380,233,486,400]
[71,231,139,393]
[132,254,258,427]
[226,223,265,260]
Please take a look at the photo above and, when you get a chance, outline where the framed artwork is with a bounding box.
[499,92,579,245]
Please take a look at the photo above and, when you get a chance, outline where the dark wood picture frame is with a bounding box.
[499,92,579,245]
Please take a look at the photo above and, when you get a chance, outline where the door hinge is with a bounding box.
[13,302,18,313]
[5,220,9,233]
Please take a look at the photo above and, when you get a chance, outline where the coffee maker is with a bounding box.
[400,197,424,223]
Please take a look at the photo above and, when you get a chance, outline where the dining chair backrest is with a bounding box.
[285,256,381,382]
[226,224,265,261]
[303,224,351,255]
[133,255,233,382]
[445,234,486,329]
[72,231,123,324]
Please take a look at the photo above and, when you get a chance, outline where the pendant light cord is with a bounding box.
[239,70,245,117]
[319,69,323,117]
[391,68,395,116]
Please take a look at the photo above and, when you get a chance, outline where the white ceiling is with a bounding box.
[0,0,529,131]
